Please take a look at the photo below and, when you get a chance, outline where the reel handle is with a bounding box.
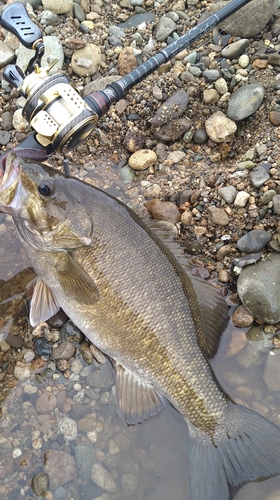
[0,3,42,50]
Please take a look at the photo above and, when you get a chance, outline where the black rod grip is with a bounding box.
[0,3,42,49]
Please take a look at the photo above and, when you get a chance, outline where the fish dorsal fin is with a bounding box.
[30,278,60,327]
[142,219,228,359]
[114,363,165,424]
[56,253,100,305]
[185,274,229,359]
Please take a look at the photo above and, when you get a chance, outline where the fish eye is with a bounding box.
[38,179,55,197]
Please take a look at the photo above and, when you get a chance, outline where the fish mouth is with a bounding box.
[0,153,28,214]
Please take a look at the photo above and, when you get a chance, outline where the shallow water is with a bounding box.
[1,179,280,500]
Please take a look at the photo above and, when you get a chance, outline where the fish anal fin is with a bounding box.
[30,278,60,327]
[114,364,165,425]
[56,253,99,305]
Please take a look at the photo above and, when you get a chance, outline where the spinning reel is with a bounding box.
[0,0,253,159]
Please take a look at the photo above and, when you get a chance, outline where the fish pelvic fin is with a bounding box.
[30,278,60,327]
[186,402,280,500]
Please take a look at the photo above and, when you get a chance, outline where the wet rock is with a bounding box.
[36,392,57,414]
[207,207,229,226]
[218,186,237,204]
[128,149,157,171]
[209,0,278,37]
[44,450,78,490]
[31,472,49,497]
[58,417,78,441]
[86,363,114,388]
[220,39,249,59]
[71,44,101,77]
[231,305,254,328]
[235,340,265,369]
[151,90,189,127]
[52,341,76,360]
[263,350,280,392]
[91,463,117,492]
[145,199,181,225]
[121,473,138,495]
[237,229,271,253]
[227,85,265,121]
[153,117,191,141]
[250,165,270,188]
[205,111,237,143]
[1,111,13,131]
[237,254,280,323]
[75,441,96,480]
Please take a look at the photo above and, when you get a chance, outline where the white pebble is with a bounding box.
[234,191,250,208]
[13,448,22,459]
[73,383,82,392]
[58,417,78,441]
[23,349,35,363]
[238,54,249,68]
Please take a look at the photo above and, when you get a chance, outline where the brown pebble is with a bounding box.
[36,392,57,414]
[231,304,254,328]
[145,199,181,225]
[269,110,280,126]
[252,59,268,69]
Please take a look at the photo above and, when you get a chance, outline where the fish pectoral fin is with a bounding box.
[30,277,60,327]
[114,363,165,425]
[56,253,99,305]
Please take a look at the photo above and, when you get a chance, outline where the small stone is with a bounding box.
[42,0,73,14]
[221,39,249,59]
[203,89,220,104]
[234,191,250,208]
[91,463,117,492]
[227,85,265,121]
[36,392,57,414]
[151,90,189,127]
[193,128,208,144]
[31,472,49,497]
[154,15,176,41]
[231,305,254,328]
[154,117,191,141]
[252,59,268,70]
[14,362,31,380]
[145,199,181,225]
[269,111,280,127]
[12,109,30,133]
[250,165,270,188]
[44,450,78,490]
[52,341,76,360]
[75,441,96,480]
[205,111,237,143]
[207,207,229,226]
[238,54,249,68]
[273,195,280,215]
[121,473,138,495]
[128,149,157,171]
[118,47,137,75]
[215,78,228,95]
[203,69,222,82]
[58,417,78,441]
[237,229,271,253]
[71,44,101,77]
[218,186,237,204]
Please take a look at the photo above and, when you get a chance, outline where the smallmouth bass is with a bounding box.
[1,153,280,500]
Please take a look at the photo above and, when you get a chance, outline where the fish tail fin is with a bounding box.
[186,402,280,500]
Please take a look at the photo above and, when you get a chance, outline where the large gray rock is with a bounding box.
[237,254,280,324]
[16,36,64,75]
[208,0,278,38]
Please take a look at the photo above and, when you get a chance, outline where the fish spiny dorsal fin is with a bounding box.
[30,278,60,327]
[113,362,165,425]
[143,219,229,359]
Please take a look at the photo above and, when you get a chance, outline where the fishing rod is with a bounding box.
[0,0,253,161]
